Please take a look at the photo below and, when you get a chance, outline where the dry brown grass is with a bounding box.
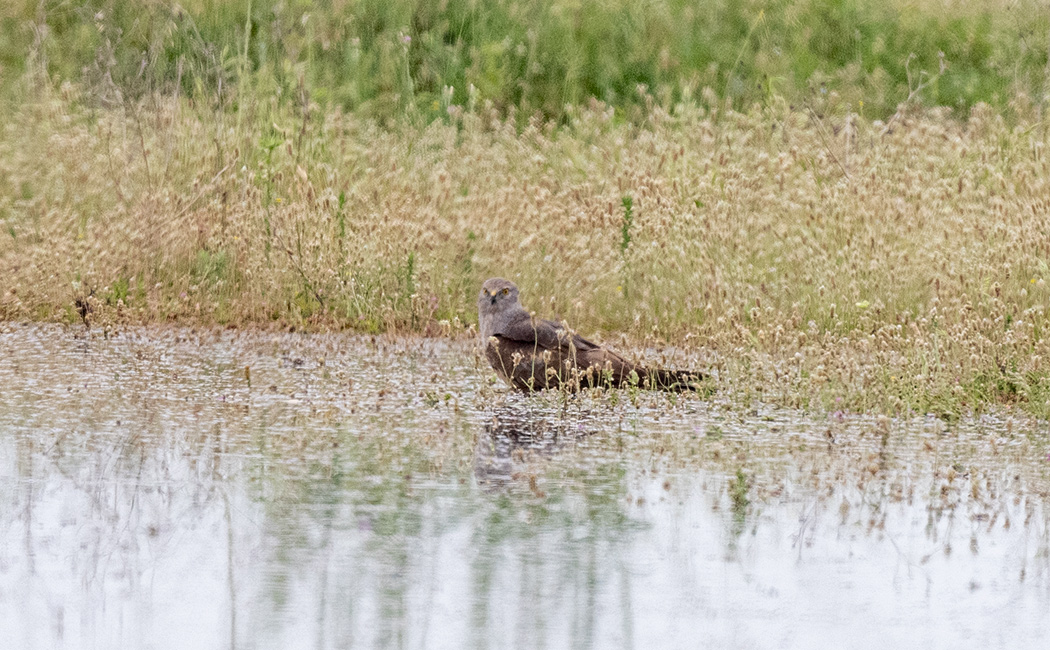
[1,82,1049,415]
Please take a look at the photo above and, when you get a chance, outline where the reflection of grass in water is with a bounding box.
[7,325,1050,649]
[729,468,751,527]
[234,404,645,648]
[464,404,644,647]
[6,325,1050,645]
[468,463,642,650]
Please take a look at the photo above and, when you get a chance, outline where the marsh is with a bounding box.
[2,324,1048,649]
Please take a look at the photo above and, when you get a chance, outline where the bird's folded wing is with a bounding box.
[495,314,599,351]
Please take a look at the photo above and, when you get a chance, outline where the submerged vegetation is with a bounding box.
[1,1,1049,416]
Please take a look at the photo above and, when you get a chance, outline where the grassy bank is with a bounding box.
[2,78,1050,417]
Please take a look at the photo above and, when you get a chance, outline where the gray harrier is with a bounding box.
[477,277,701,392]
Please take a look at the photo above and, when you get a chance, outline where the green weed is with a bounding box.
[2,0,1047,122]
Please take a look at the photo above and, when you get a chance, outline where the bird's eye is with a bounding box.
[500,288,509,296]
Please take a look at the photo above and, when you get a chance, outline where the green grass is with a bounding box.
[2,0,1048,122]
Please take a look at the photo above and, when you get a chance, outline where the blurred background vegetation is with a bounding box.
[2,0,1048,121]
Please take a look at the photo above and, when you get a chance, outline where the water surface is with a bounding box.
[1,324,1049,649]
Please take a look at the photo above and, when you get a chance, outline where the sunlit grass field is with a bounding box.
[1,0,1049,416]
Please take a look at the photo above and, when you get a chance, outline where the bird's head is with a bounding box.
[478,277,519,315]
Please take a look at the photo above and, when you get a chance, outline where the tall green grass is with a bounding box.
[2,0,1048,121]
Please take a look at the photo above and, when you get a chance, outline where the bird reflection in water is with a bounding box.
[473,406,591,490]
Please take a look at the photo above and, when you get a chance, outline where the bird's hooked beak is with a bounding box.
[488,290,497,305]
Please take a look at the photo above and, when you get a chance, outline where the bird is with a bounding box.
[477,277,702,392]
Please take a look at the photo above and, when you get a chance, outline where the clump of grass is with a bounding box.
[619,195,634,299]
[619,196,634,255]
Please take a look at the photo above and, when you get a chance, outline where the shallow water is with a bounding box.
[1,323,1049,649]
